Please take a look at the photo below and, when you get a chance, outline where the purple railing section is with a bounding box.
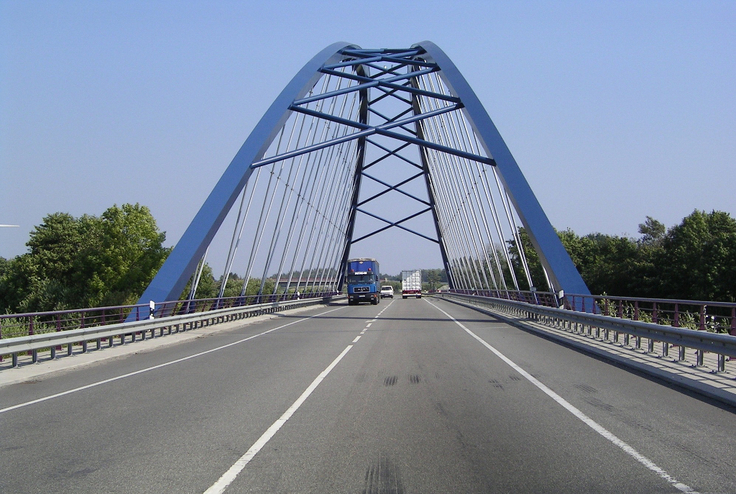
[449,290,736,337]
[0,291,337,351]
[565,294,736,336]
[450,289,559,307]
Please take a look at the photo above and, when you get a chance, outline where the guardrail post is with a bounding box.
[652,302,658,324]
[662,341,668,357]
[717,354,726,373]
[55,314,64,355]
[699,305,706,331]
[0,297,336,369]
[28,316,35,359]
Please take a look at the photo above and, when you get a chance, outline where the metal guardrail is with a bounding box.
[450,289,559,307]
[440,293,736,374]
[0,291,339,341]
[446,289,736,336]
[566,293,736,335]
[0,296,335,369]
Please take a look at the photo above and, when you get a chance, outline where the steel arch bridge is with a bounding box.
[136,41,590,308]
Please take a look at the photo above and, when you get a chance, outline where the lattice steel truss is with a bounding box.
[136,42,590,307]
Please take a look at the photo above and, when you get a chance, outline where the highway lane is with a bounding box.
[1,297,735,493]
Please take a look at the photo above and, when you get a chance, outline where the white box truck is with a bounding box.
[401,270,422,299]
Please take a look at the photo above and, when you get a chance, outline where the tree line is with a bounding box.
[0,204,170,313]
[0,204,341,314]
[512,210,736,302]
[1,206,734,314]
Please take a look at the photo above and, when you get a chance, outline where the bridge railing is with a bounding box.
[441,292,736,375]
[565,293,736,336]
[450,289,559,307]
[0,291,337,346]
[0,293,338,369]
[450,289,736,337]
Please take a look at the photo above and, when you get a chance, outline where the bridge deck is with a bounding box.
[1,298,735,492]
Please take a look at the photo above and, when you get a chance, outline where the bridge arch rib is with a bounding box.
[414,41,589,297]
[134,42,590,312]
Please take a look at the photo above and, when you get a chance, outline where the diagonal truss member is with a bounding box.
[134,42,590,309]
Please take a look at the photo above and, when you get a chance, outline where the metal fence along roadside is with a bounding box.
[565,293,736,335]
[446,292,736,371]
[451,290,736,337]
[0,293,336,368]
[0,292,337,339]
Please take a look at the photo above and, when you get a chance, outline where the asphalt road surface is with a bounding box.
[2,297,735,493]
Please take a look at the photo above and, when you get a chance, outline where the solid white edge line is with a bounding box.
[203,344,355,494]
[0,307,346,415]
[425,299,698,494]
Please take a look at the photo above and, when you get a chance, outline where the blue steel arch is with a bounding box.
[413,41,590,296]
[134,42,590,313]
[135,42,359,306]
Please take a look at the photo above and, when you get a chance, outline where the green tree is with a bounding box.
[91,204,170,306]
[578,233,641,297]
[638,216,666,247]
[0,212,96,312]
[219,272,245,298]
[511,227,647,296]
[180,262,218,300]
[0,253,42,312]
[633,217,667,297]
[507,228,562,291]
[423,269,445,291]
[0,204,169,313]
[509,211,736,301]
[658,210,736,302]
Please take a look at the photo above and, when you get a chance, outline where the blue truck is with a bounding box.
[345,258,380,305]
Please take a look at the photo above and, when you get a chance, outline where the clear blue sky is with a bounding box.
[2,0,734,276]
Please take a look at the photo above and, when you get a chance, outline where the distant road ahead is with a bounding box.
[2,298,735,493]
